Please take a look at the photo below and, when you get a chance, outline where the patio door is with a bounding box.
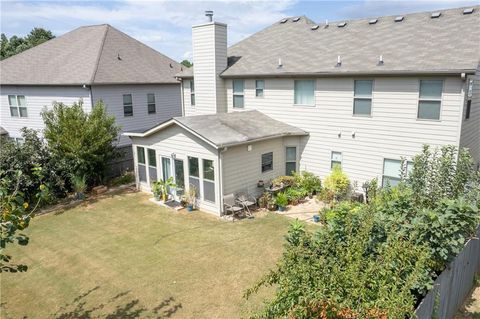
[174,159,185,199]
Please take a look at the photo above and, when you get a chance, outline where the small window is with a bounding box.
[147,149,156,167]
[137,146,145,164]
[8,95,27,117]
[123,94,133,117]
[261,152,273,173]
[190,80,195,106]
[353,80,373,116]
[147,93,156,114]
[466,100,471,119]
[331,151,342,169]
[285,147,297,176]
[382,159,401,187]
[418,80,442,120]
[203,159,215,181]
[294,80,315,106]
[188,156,199,178]
[203,159,215,202]
[233,80,244,108]
[255,80,264,97]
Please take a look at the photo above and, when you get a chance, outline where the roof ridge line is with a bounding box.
[90,24,109,85]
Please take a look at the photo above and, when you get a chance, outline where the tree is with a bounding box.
[1,28,55,60]
[180,59,192,68]
[41,100,121,186]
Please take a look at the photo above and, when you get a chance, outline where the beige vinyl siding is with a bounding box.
[460,64,480,165]
[131,125,221,214]
[92,84,181,147]
[222,137,300,195]
[0,85,92,139]
[226,77,464,188]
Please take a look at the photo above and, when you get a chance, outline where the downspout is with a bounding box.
[218,146,228,216]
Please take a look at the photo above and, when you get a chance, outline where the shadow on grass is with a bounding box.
[47,286,182,319]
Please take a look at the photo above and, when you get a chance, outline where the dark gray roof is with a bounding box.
[124,110,307,148]
[222,6,480,77]
[0,24,182,85]
[175,67,193,78]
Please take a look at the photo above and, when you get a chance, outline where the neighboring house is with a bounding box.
[126,7,480,215]
[0,24,183,174]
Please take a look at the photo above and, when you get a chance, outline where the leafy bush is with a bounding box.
[284,187,306,204]
[258,192,272,209]
[293,171,322,195]
[362,177,379,204]
[275,192,288,208]
[271,175,295,188]
[321,167,350,202]
[107,171,135,187]
[42,100,121,186]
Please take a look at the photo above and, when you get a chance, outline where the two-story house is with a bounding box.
[125,7,480,215]
[0,24,183,174]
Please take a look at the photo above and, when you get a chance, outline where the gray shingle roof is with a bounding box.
[124,110,308,148]
[0,24,182,85]
[222,6,480,77]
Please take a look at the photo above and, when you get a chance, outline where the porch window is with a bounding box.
[203,159,215,203]
[147,93,156,114]
[123,94,133,117]
[147,149,157,182]
[233,80,244,108]
[418,80,442,120]
[285,147,297,176]
[188,156,200,198]
[353,80,373,116]
[190,80,195,106]
[8,95,27,117]
[162,157,171,180]
[255,80,264,97]
[294,80,315,106]
[331,151,342,169]
[137,146,147,182]
[261,152,273,173]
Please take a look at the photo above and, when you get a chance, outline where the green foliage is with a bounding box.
[72,175,86,194]
[258,192,272,209]
[1,28,55,60]
[362,177,379,204]
[0,128,66,203]
[293,171,322,195]
[271,175,296,188]
[180,59,192,68]
[1,169,49,272]
[275,192,288,208]
[152,177,176,202]
[42,101,121,186]
[107,171,135,187]
[284,187,306,204]
[321,167,350,202]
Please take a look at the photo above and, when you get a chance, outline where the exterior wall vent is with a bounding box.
[311,25,319,30]
[463,8,474,14]
[431,12,441,18]
[395,16,404,22]
[280,18,288,24]
[369,19,378,24]
[337,22,347,27]
[293,17,301,22]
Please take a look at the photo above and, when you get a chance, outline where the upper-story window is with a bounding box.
[418,80,443,120]
[233,79,244,108]
[294,80,315,106]
[190,80,195,106]
[123,94,133,117]
[147,93,156,114]
[8,95,27,117]
[353,80,373,116]
[255,80,264,97]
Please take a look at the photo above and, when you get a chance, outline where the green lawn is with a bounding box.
[1,190,293,318]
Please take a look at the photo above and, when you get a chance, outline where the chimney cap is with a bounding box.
[205,10,214,22]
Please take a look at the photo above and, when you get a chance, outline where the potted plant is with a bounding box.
[186,186,197,212]
[156,177,176,202]
[267,199,277,211]
[151,181,162,201]
[275,192,288,212]
[180,195,188,207]
[72,174,87,200]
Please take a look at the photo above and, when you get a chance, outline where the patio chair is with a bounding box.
[223,194,244,221]
[236,192,257,216]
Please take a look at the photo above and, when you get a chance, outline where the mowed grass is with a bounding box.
[1,190,293,318]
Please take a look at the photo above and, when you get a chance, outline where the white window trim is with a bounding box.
[233,79,245,108]
[261,151,274,173]
[352,79,374,117]
[293,79,316,107]
[8,94,28,118]
[285,146,297,175]
[417,79,444,121]
[255,80,265,98]
[147,93,156,114]
[381,158,413,187]
[331,151,342,170]
[123,93,133,117]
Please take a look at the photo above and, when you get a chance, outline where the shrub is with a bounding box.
[362,178,379,204]
[284,187,306,204]
[42,100,121,187]
[258,192,272,209]
[275,192,288,208]
[107,171,135,187]
[293,171,322,195]
[271,175,295,188]
[322,167,350,202]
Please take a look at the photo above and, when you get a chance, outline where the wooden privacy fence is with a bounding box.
[415,226,480,319]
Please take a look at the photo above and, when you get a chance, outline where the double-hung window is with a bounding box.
[285,147,297,176]
[203,159,215,203]
[147,149,157,182]
[233,80,244,108]
[137,146,147,182]
[294,80,315,106]
[261,152,273,173]
[8,95,27,117]
[188,156,200,198]
[331,151,342,169]
[382,159,413,187]
[353,80,373,116]
[123,94,133,117]
[418,80,443,120]
[255,80,264,97]
[190,80,195,106]
[147,93,156,114]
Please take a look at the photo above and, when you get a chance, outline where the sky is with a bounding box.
[1,0,478,62]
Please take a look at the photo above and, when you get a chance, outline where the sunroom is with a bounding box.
[124,110,308,215]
